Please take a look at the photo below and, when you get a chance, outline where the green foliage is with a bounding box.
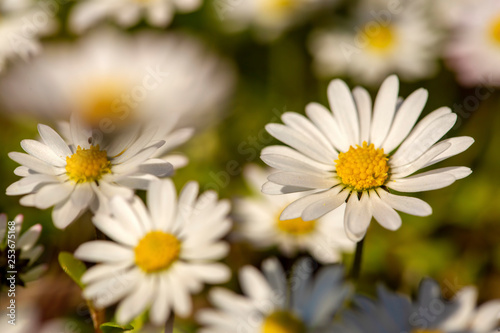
[58,251,87,289]
[100,322,134,333]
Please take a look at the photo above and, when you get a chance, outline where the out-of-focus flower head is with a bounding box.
[234,164,355,264]
[215,0,339,42]
[332,278,500,332]
[0,0,58,71]
[0,28,236,131]
[445,0,500,87]
[75,179,232,325]
[198,257,351,332]
[69,0,202,33]
[0,214,46,288]
[7,115,174,229]
[309,0,440,85]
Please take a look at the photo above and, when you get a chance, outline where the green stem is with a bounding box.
[351,237,365,281]
[87,300,105,333]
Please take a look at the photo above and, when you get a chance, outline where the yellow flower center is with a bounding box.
[65,145,111,183]
[411,330,443,333]
[363,23,396,52]
[260,0,298,19]
[335,141,389,191]
[77,79,132,128]
[276,212,316,236]
[261,311,306,333]
[134,231,181,273]
[489,15,500,44]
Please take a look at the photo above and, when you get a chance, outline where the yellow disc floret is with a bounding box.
[363,23,395,52]
[261,311,306,333]
[335,141,389,191]
[490,16,500,44]
[134,231,181,273]
[65,145,111,183]
[276,213,316,236]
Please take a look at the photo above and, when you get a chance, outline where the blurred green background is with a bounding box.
[1,0,500,331]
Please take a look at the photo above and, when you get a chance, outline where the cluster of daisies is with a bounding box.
[4,72,499,331]
[1,0,499,332]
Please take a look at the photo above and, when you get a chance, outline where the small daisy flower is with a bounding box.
[74,179,232,325]
[0,28,235,133]
[0,0,57,71]
[235,164,355,264]
[6,116,173,229]
[69,0,201,33]
[0,214,47,288]
[197,257,351,333]
[332,279,500,333]
[219,0,337,41]
[261,75,474,242]
[446,0,500,86]
[309,0,440,85]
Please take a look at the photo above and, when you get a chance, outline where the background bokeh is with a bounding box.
[1,0,500,331]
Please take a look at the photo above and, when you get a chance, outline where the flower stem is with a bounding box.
[351,237,365,281]
[165,312,174,333]
[87,300,105,333]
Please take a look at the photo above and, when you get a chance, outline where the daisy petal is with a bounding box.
[377,190,432,217]
[34,183,74,209]
[370,75,399,147]
[344,193,371,242]
[21,139,66,167]
[388,173,456,192]
[327,79,360,144]
[352,86,372,143]
[369,191,402,231]
[268,171,338,189]
[305,102,350,152]
[116,274,156,325]
[280,188,337,220]
[8,152,59,175]
[37,124,72,157]
[75,241,133,263]
[423,136,474,168]
[382,88,428,153]
[147,179,177,232]
[301,188,349,221]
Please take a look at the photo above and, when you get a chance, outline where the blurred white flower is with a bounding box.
[0,28,235,131]
[332,279,500,333]
[235,164,354,264]
[69,0,202,33]
[445,0,500,86]
[75,179,232,325]
[309,0,440,85]
[0,214,46,286]
[198,257,351,332]
[0,304,77,333]
[0,0,57,71]
[7,115,173,229]
[217,0,338,41]
[261,75,474,242]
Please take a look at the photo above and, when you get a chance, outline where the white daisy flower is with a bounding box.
[261,75,474,242]
[0,213,47,286]
[332,279,500,333]
[235,164,355,264]
[218,0,338,41]
[6,116,174,229]
[0,28,235,134]
[0,0,57,71]
[74,179,232,325]
[309,0,440,85]
[197,257,351,333]
[69,0,201,33]
[445,0,500,86]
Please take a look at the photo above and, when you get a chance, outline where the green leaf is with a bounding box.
[58,251,87,289]
[100,322,134,333]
